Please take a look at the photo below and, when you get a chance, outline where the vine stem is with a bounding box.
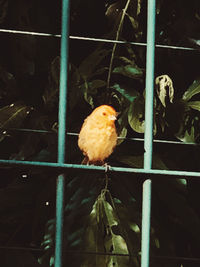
[106,0,131,90]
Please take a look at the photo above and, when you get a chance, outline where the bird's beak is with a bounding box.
[108,115,117,121]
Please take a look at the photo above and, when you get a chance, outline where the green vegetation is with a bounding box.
[0,0,200,266]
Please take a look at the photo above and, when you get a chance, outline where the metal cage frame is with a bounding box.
[0,0,200,267]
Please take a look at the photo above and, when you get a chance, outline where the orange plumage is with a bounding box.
[78,105,117,164]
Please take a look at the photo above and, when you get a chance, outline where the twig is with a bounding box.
[106,0,131,89]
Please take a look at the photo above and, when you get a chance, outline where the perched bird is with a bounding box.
[78,105,118,165]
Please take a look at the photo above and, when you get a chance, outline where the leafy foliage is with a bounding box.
[0,0,200,266]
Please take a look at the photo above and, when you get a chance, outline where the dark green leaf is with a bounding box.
[113,65,143,79]
[115,155,143,168]
[112,84,139,103]
[0,65,17,99]
[79,48,110,79]
[50,56,60,87]
[182,79,200,101]
[114,154,167,170]
[82,80,106,108]
[128,97,145,133]
[117,107,128,145]
[0,103,33,141]
[126,13,138,31]
[42,57,60,109]
[88,79,106,91]
[188,100,200,111]
[176,126,195,143]
[68,64,82,110]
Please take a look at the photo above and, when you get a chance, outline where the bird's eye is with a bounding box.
[102,112,107,116]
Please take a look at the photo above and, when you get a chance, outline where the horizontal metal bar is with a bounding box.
[0,28,196,51]
[0,159,199,178]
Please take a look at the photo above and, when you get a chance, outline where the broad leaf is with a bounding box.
[0,103,33,142]
[0,65,17,99]
[112,84,138,103]
[43,56,60,109]
[187,101,200,111]
[176,126,195,143]
[155,75,174,107]
[116,107,128,145]
[128,97,145,133]
[81,192,131,267]
[114,154,168,170]
[115,155,143,168]
[69,64,83,110]
[113,65,143,79]
[79,48,110,79]
[10,110,55,161]
[182,79,200,101]
[88,79,106,90]
[154,178,200,244]
[126,13,138,31]
[82,79,107,107]
[117,127,128,145]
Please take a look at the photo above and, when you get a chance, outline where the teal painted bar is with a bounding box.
[55,174,65,267]
[58,0,69,163]
[141,179,152,267]
[55,0,70,267]
[141,0,156,267]
[0,158,199,178]
[144,0,156,170]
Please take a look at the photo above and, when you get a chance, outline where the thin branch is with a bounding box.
[106,0,131,89]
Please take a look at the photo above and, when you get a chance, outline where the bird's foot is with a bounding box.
[81,156,89,165]
[103,162,111,172]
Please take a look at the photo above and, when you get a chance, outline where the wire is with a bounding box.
[0,29,61,37]
[0,246,43,252]
[0,27,198,145]
[2,127,199,146]
[0,246,200,262]
[0,28,196,51]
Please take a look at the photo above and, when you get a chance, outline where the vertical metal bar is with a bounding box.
[55,174,65,267]
[141,0,156,267]
[141,179,152,267]
[55,0,70,267]
[58,0,69,162]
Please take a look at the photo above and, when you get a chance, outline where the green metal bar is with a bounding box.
[55,174,65,267]
[141,130,153,258]
[141,0,156,267]
[58,0,69,163]
[0,158,199,178]
[144,0,156,169]
[55,0,70,267]
[141,179,152,267]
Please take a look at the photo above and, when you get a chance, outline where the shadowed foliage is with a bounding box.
[0,0,200,266]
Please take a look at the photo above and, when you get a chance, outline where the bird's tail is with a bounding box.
[81,156,104,166]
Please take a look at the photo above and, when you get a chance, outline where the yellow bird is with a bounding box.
[78,105,118,165]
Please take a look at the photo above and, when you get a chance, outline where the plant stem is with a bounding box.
[106,0,131,90]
